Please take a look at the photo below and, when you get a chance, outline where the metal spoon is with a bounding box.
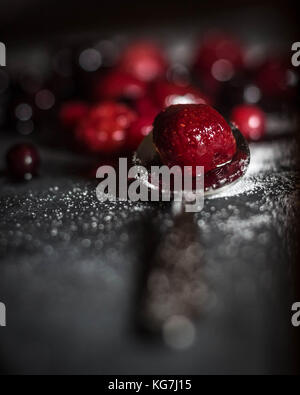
[133,125,250,338]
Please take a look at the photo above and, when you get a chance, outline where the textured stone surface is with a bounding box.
[0,136,299,374]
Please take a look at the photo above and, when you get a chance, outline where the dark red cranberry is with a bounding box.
[153,104,236,174]
[194,32,244,97]
[230,104,266,141]
[94,70,147,101]
[194,32,244,75]
[75,101,137,154]
[59,101,89,131]
[6,143,40,180]
[118,41,167,82]
[126,115,153,151]
[255,58,298,100]
[135,96,160,121]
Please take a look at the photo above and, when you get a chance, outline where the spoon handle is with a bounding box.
[139,204,207,335]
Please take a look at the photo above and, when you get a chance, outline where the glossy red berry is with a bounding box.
[75,101,137,154]
[6,143,40,180]
[152,80,210,109]
[118,41,167,82]
[126,115,153,151]
[153,104,236,174]
[230,104,266,141]
[94,70,147,101]
[59,101,89,131]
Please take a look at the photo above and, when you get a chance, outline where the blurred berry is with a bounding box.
[118,41,167,82]
[193,32,244,96]
[255,58,298,100]
[135,95,160,121]
[94,70,147,101]
[59,101,89,131]
[126,115,153,151]
[230,104,266,141]
[194,32,244,74]
[76,101,137,154]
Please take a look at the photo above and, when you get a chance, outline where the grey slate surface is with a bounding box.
[0,136,299,374]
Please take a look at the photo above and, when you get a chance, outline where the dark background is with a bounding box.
[0,0,299,375]
[0,1,298,42]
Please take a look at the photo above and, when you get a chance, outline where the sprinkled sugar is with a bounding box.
[209,139,296,199]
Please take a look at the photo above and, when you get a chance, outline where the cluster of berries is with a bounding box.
[4,33,298,180]
[59,34,298,156]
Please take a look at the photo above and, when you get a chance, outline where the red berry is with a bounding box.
[59,101,89,131]
[194,33,244,97]
[230,104,265,141]
[152,80,210,109]
[94,70,147,101]
[255,58,298,99]
[76,101,137,154]
[135,96,160,121]
[126,115,153,151]
[153,104,236,174]
[6,143,40,180]
[194,32,244,75]
[118,41,167,82]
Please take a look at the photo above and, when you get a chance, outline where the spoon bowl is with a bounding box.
[133,124,250,198]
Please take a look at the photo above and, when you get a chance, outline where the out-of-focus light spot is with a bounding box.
[24,155,33,166]
[167,94,191,106]
[24,173,33,181]
[15,103,33,121]
[168,41,192,64]
[116,115,130,128]
[244,44,265,69]
[167,63,190,86]
[35,89,55,110]
[112,130,125,141]
[248,115,260,129]
[244,85,261,104]
[17,120,34,135]
[79,48,102,72]
[166,94,205,106]
[211,59,234,82]
[163,315,196,350]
